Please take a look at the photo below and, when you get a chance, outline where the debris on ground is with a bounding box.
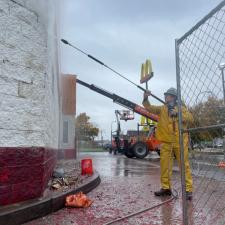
[47,160,92,194]
[51,178,69,190]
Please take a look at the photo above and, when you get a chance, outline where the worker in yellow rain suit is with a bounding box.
[143,88,193,200]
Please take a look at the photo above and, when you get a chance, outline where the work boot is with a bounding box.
[186,192,192,201]
[154,188,172,197]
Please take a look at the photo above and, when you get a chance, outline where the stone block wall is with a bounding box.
[0,0,61,205]
[0,0,60,148]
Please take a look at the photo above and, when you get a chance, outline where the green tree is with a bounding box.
[75,113,99,141]
[190,96,225,141]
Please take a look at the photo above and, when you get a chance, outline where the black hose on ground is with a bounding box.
[103,189,179,225]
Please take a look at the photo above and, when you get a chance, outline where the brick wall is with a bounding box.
[0,147,57,205]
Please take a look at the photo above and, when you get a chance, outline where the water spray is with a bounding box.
[61,39,165,104]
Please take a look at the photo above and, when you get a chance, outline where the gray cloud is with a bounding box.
[60,0,222,139]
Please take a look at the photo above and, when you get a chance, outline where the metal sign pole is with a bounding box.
[221,68,225,105]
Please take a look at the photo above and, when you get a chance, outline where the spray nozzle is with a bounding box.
[61,39,69,45]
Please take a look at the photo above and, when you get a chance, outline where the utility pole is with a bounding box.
[219,63,225,105]
[111,121,116,145]
[101,130,103,148]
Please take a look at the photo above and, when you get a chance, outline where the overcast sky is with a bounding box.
[60,0,221,140]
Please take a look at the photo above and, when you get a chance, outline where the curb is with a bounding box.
[0,172,101,225]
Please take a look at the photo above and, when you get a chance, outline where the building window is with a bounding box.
[63,121,69,143]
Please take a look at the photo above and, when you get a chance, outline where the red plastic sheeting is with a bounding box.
[65,192,93,208]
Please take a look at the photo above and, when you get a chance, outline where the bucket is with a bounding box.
[81,159,93,175]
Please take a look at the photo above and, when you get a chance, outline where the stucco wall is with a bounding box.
[0,0,61,148]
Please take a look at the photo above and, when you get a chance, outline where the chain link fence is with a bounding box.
[176,1,225,224]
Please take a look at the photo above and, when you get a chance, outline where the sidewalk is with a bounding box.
[23,153,225,225]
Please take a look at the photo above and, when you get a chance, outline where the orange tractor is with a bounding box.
[130,126,161,158]
[110,109,161,159]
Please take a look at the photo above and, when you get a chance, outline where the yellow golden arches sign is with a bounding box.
[140,59,154,84]
[141,116,157,131]
[140,59,157,131]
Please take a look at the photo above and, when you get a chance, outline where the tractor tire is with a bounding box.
[156,149,160,156]
[133,141,148,159]
[124,148,135,158]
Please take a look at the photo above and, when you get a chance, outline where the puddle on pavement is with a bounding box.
[79,152,160,177]
[79,152,225,181]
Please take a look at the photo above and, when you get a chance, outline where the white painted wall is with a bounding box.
[0,0,61,148]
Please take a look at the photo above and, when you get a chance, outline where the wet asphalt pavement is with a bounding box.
[26,152,225,225]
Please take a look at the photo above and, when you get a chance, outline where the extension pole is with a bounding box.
[61,39,165,104]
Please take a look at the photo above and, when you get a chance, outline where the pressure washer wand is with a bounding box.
[61,39,165,104]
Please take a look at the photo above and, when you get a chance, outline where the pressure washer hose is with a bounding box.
[103,189,178,225]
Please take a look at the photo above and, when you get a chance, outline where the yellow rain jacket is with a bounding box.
[142,99,193,144]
